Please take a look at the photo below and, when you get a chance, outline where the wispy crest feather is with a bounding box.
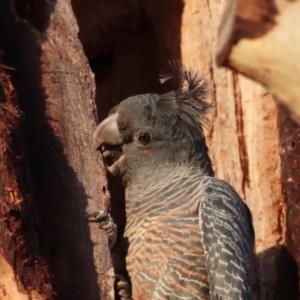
[159,60,213,141]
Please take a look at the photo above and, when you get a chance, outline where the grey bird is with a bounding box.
[93,64,255,300]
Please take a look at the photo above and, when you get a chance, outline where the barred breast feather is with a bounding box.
[123,165,254,300]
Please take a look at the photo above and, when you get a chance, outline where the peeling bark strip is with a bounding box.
[0,0,113,299]
[217,0,300,123]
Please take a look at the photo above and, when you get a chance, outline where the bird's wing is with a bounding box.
[198,178,254,300]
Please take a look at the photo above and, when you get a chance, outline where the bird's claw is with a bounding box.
[87,210,117,249]
[100,145,125,177]
[115,274,132,300]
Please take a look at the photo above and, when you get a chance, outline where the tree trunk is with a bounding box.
[0,0,299,299]
[0,0,113,299]
[181,1,299,298]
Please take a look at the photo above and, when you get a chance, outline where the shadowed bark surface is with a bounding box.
[0,0,113,299]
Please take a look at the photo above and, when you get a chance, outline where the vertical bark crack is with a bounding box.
[232,72,249,196]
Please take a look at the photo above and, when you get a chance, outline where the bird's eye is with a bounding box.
[138,132,151,144]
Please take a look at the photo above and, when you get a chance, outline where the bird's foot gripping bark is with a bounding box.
[115,274,132,300]
[87,210,117,249]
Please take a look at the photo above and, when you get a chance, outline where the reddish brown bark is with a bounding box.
[278,107,300,299]
[0,61,56,299]
[0,0,113,299]
[216,0,300,297]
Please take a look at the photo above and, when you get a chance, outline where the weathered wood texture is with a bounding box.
[215,0,300,297]
[181,1,288,298]
[217,0,300,124]
[0,0,113,299]
[0,63,52,300]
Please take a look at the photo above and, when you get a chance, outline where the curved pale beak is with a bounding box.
[92,113,122,150]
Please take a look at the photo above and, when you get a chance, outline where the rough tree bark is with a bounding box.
[215,0,300,297]
[0,0,113,299]
[1,0,299,299]
[181,1,287,299]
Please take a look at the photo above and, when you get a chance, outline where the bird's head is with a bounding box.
[93,64,214,182]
